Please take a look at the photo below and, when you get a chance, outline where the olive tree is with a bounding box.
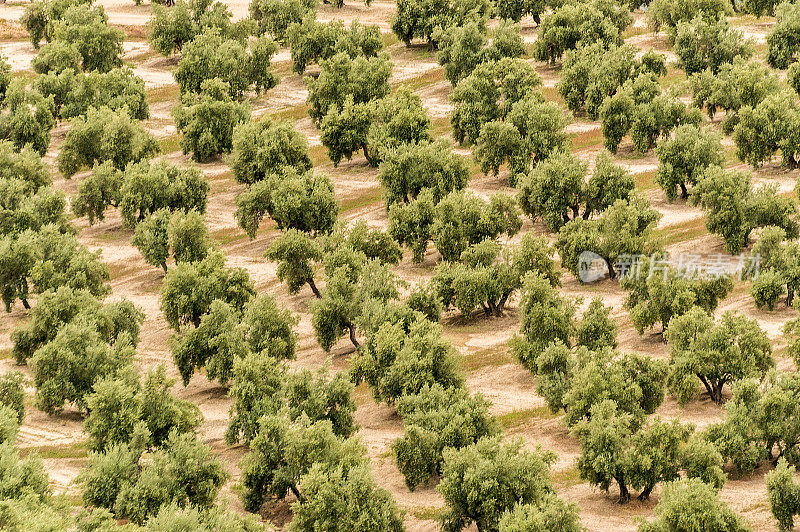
[173,78,250,163]
[117,160,209,227]
[265,229,324,297]
[674,16,753,75]
[50,4,123,73]
[235,168,338,238]
[647,0,732,34]
[733,90,800,169]
[57,106,159,178]
[766,458,800,531]
[573,400,694,503]
[393,384,497,491]
[306,51,392,124]
[83,365,201,451]
[287,18,382,74]
[391,0,490,47]
[30,323,135,415]
[533,0,630,64]
[433,234,559,317]
[689,58,782,134]
[621,256,734,334]
[518,149,634,231]
[379,139,469,206]
[654,124,724,201]
[665,307,773,404]
[174,29,278,97]
[250,0,315,43]
[556,194,661,281]
[351,313,464,403]
[438,437,557,532]
[0,372,25,424]
[766,1,800,69]
[160,251,255,330]
[0,81,56,156]
[558,43,666,120]
[451,57,542,147]
[229,117,311,185]
[639,478,748,532]
[692,166,798,254]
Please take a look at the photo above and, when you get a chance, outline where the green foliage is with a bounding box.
[235,168,338,238]
[655,124,724,201]
[230,117,311,186]
[132,209,171,272]
[239,414,366,512]
[173,78,250,163]
[224,353,284,445]
[790,63,800,97]
[558,43,666,120]
[620,255,734,334]
[0,142,49,193]
[70,163,122,226]
[167,209,211,264]
[431,190,522,262]
[498,496,583,532]
[647,0,733,34]
[433,234,556,317]
[306,51,392,124]
[495,0,548,22]
[0,373,25,424]
[451,57,542,147]
[31,41,81,74]
[391,0,490,46]
[438,436,556,532]
[733,90,800,169]
[51,4,124,73]
[638,478,749,532]
[352,313,464,403]
[38,67,150,120]
[576,298,618,351]
[533,0,631,64]
[84,365,201,451]
[518,149,634,231]
[0,405,18,445]
[80,430,227,524]
[564,349,668,427]
[312,255,399,351]
[288,463,404,532]
[475,96,569,184]
[666,307,773,404]
[0,185,70,238]
[767,458,800,531]
[265,229,324,297]
[250,0,315,42]
[336,220,403,266]
[287,18,382,74]
[379,139,469,207]
[0,81,56,156]
[434,20,525,87]
[600,73,702,154]
[145,504,268,531]
[148,0,240,57]
[30,322,134,414]
[117,160,209,228]
[767,1,800,69]
[573,400,693,502]
[557,194,661,281]
[174,29,278,97]
[57,106,158,178]
[0,442,50,501]
[674,16,753,75]
[160,251,255,330]
[692,166,798,254]
[511,272,577,371]
[393,384,497,490]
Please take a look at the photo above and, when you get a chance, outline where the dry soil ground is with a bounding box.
[0,1,797,530]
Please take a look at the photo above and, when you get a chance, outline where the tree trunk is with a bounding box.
[680,182,688,199]
[638,486,653,501]
[290,485,303,503]
[308,278,322,299]
[161,263,168,273]
[604,258,616,280]
[21,298,30,310]
[362,143,373,166]
[348,324,361,350]
[697,374,715,402]
[788,289,795,307]
[617,478,631,504]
